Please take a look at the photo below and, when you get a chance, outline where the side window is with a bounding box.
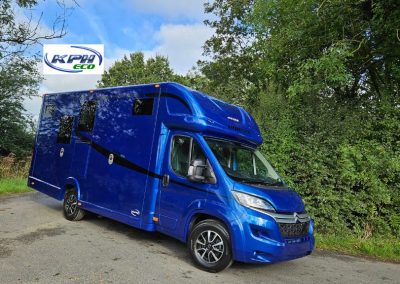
[170,136,208,178]
[44,103,55,118]
[191,140,207,165]
[133,98,154,115]
[78,101,96,132]
[57,116,74,144]
[171,136,191,177]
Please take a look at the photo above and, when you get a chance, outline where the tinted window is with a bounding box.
[171,136,191,176]
[191,140,207,165]
[170,136,207,177]
[133,98,154,115]
[57,116,74,144]
[44,104,55,117]
[206,138,283,186]
[78,101,96,132]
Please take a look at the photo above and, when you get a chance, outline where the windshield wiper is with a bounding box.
[226,172,285,187]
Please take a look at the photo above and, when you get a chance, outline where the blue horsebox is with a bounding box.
[28,82,314,272]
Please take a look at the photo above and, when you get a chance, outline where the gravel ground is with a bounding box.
[0,192,399,284]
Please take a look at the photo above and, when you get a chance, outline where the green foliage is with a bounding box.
[0,0,70,157]
[203,0,400,238]
[0,58,39,157]
[316,233,400,262]
[0,178,32,195]
[0,155,30,178]
[98,52,184,87]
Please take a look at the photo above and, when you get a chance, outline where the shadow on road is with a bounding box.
[28,192,295,272]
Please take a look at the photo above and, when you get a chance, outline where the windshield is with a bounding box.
[205,138,285,187]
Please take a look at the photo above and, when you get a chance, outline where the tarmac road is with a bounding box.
[0,192,399,284]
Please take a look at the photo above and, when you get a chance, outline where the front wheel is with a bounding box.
[188,219,233,272]
[63,189,85,221]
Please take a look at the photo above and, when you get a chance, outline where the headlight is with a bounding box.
[232,191,275,213]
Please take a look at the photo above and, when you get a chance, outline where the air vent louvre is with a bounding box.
[228,125,251,134]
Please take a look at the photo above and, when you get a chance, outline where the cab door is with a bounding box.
[158,132,215,237]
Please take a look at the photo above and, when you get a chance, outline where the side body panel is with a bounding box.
[79,86,162,228]
[29,85,164,231]
[29,93,81,199]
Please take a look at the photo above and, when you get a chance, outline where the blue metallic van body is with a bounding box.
[28,82,314,264]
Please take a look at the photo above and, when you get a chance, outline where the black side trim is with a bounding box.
[146,92,192,113]
[75,131,211,194]
[89,139,163,179]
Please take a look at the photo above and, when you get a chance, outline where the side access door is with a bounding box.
[158,132,217,238]
[69,100,97,202]
[86,93,161,221]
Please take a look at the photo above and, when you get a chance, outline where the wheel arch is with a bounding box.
[185,211,242,259]
[60,177,82,200]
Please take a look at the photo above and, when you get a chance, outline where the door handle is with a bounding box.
[162,174,170,187]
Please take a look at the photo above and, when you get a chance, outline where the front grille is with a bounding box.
[278,221,310,238]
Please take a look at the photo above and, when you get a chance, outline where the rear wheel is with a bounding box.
[188,219,233,272]
[63,189,85,221]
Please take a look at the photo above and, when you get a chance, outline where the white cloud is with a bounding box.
[145,24,213,74]
[129,0,207,20]
[23,96,43,121]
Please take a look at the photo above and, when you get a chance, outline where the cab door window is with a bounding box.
[171,136,191,177]
[170,136,207,178]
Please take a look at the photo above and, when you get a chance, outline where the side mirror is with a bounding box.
[188,159,216,184]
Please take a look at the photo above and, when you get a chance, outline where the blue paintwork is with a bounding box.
[28,82,314,264]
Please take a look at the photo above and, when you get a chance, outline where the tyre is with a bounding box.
[63,189,85,221]
[188,219,233,272]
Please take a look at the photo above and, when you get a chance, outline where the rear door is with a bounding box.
[31,99,60,197]
[31,95,78,199]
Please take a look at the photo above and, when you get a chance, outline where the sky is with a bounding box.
[23,0,213,119]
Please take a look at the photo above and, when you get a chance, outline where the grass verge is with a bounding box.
[0,178,32,195]
[316,233,400,263]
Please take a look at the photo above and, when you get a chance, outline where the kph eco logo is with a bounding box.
[43,44,104,75]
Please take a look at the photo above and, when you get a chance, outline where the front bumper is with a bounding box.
[232,208,315,263]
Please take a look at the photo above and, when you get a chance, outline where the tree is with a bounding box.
[0,58,39,157]
[0,0,72,157]
[0,0,68,59]
[99,52,178,87]
[202,0,400,237]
